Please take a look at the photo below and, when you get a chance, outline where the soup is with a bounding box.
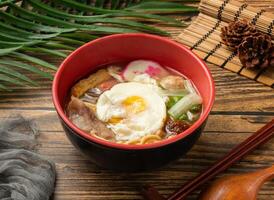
[66,60,202,145]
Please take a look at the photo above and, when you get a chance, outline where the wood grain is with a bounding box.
[0,0,274,200]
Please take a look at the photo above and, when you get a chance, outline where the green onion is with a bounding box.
[160,89,188,97]
[168,93,202,119]
[190,104,202,113]
[178,113,188,121]
[187,111,201,123]
[166,96,182,109]
[184,79,197,94]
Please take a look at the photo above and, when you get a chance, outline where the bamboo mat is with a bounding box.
[177,0,274,87]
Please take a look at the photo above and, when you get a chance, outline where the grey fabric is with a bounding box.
[0,117,56,200]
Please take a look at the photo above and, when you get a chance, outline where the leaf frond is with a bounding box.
[0,0,199,91]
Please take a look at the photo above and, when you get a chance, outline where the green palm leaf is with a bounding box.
[0,65,38,86]
[0,46,23,56]
[27,0,169,35]
[126,2,198,13]
[0,84,11,91]
[53,0,182,25]
[0,74,26,86]
[0,20,61,39]
[22,47,68,58]
[0,10,76,33]
[0,0,198,91]
[0,59,53,79]
[9,4,141,34]
[11,52,57,71]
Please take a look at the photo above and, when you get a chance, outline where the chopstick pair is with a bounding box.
[142,119,274,200]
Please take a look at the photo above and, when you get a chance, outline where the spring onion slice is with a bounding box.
[187,111,194,121]
[168,93,202,119]
[159,89,188,97]
[184,79,196,94]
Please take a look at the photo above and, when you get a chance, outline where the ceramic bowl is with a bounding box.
[52,33,215,171]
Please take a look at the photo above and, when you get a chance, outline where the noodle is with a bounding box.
[126,138,142,145]
[140,135,162,144]
[83,102,96,112]
[120,134,163,145]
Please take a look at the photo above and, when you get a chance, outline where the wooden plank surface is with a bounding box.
[0,0,274,200]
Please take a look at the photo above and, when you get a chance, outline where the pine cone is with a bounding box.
[238,33,274,69]
[221,19,258,49]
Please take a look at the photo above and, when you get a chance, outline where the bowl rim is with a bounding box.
[52,33,215,150]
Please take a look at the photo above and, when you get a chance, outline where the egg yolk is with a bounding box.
[108,117,123,124]
[108,96,147,125]
[122,96,146,114]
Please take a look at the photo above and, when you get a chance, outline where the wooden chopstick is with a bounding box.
[168,119,274,200]
[142,119,274,200]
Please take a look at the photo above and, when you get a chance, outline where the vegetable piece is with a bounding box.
[165,118,190,136]
[71,69,111,97]
[178,113,188,121]
[184,79,197,94]
[107,65,124,82]
[171,96,181,102]
[122,60,168,81]
[190,104,202,113]
[187,111,194,121]
[187,111,201,123]
[166,96,182,109]
[168,93,202,119]
[160,75,185,90]
[159,89,188,97]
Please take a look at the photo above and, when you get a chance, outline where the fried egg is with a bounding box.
[96,82,166,141]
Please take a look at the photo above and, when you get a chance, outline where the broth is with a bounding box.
[66,60,203,145]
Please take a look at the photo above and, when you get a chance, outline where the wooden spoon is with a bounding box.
[199,165,274,200]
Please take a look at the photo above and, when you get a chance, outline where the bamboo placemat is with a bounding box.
[177,0,274,87]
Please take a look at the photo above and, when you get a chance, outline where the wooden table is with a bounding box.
[0,0,273,199]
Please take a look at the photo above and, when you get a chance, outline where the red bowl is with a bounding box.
[52,33,215,171]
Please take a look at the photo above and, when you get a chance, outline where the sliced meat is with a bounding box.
[67,96,93,132]
[67,97,115,141]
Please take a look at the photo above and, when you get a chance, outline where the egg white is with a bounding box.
[96,82,166,141]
